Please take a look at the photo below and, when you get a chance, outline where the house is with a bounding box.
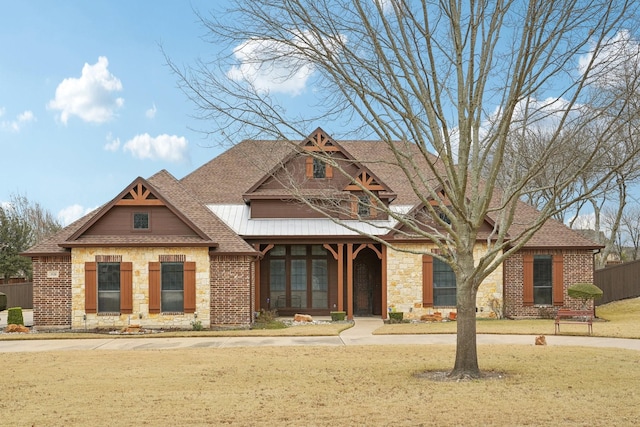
[23,128,601,330]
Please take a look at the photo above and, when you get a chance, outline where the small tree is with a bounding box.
[567,283,604,310]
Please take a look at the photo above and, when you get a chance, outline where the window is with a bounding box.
[133,212,149,230]
[422,255,456,307]
[523,254,563,307]
[161,262,184,312]
[533,255,552,305]
[266,244,329,310]
[357,195,370,217]
[433,258,456,306]
[149,260,195,314]
[313,158,326,178]
[97,262,120,312]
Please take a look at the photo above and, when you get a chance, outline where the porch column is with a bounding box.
[347,243,354,320]
[254,244,261,312]
[337,244,344,312]
[381,244,387,320]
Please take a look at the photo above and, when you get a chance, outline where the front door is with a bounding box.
[353,248,382,316]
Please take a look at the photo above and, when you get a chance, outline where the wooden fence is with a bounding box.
[594,259,640,306]
[0,282,33,309]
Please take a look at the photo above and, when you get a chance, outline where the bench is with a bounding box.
[554,308,593,335]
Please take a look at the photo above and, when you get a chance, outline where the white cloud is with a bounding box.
[145,104,157,119]
[48,56,124,124]
[123,133,188,162]
[1,110,36,132]
[103,132,121,151]
[57,204,98,226]
[579,30,640,88]
[227,31,344,96]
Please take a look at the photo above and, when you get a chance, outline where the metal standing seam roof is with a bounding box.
[208,204,414,237]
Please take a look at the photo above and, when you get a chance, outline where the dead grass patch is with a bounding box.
[3,345,639,426]
[376,297,640,338]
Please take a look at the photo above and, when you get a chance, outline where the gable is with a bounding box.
[66,176,210,244]
[244,128,396,219]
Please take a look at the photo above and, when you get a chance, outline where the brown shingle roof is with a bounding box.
[180,137,600,249]
[23,170,258,256]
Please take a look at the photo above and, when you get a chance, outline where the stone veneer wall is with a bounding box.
[504,249,595,318]
[386,243,503,320]
[210,255,254,326]
[71,247,210,330]
[32,255,72,329]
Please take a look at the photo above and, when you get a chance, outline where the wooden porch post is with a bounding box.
[254,244,261,312]
[337,244,344,312]
[347,243,354,320]
[381,244,387,320]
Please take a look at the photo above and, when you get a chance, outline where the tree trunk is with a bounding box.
[450,282,480,379]
[449,248,481,379]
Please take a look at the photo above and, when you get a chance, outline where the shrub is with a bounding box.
[191,320,203,331]
[7,307,24,325]
[330,311,346,321]
[0,292,6,311]
[252,308,286,329]
[388,311,404,323]
[255,308,278,324]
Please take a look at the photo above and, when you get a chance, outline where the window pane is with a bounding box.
[311,245,327,256]
[98,263,120,312]
[133,212,149,229]
[291,245,307,256]
[533,255,553,305]
[270,259,286,308]
[312,259,328,309]
[162,263,184,290]
[98,263,120,291]
[291,259,307,308]
[162,290,183,312]
[433,258,456,306]
[98,291,120,312]
[271,245,286,256]
[162,263,184,312]
[358,195,370,217]
[313,158,326,178]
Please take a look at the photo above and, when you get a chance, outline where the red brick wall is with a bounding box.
[504,249,595,317]
[210,255,254,326]
[31,256,72,328]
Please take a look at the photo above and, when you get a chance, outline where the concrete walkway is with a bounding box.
[1,316,640,353]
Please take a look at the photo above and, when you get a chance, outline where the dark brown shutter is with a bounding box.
[149,262,161,313]
[183,262,196,313]
[523,254,534,306]
[553,255,564,306]
[326,164,333,179]
[85,262,97,313]
[422,255,434,307]
[305,156,313,178]
[120,262,133,314]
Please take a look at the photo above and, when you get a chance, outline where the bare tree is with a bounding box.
[169,0,639,378]
[0,193,61,281]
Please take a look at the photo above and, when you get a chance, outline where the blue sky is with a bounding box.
[0,1,240,225]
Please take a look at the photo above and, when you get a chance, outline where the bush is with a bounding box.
[7,307,24,325]
[330,311,346,321]
[252,308,286,329]
[191,320,203,331]
[0,292,6,311]
[568,283,603,302]
[388,311,404,323]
